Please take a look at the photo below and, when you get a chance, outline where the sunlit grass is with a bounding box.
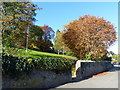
[17,49,77,59]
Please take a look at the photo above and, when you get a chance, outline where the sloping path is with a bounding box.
[56,65,119,88]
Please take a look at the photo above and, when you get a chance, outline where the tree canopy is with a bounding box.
[1,2,41,48]
[1,2,55,53]
[53,29,73,55]
[63,15,117,60]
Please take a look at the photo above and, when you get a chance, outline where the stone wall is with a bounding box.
[2,61,113,88]
[76,61,113,78]
[2,69,72,88]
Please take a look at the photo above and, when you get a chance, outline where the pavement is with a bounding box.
[54,64,119,88]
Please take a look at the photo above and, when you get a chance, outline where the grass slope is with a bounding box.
[16,49,77,59]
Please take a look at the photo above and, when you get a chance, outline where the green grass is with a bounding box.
[16,49,77,59]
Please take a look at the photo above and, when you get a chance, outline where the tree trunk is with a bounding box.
[58,50,59,55]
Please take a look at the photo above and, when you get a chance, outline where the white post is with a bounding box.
[75,60,81,77]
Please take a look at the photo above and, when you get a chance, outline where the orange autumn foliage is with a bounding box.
[63,15,117,60]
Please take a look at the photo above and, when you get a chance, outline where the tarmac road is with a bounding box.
[56,65,119,88]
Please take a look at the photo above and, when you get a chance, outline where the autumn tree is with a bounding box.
[39,25,55,52]
[54,30,63,54]
[1,2,41,48]
[28,25,44,50]
[53,29,73,55]
[63,15,116,60]
[40,25,55,41]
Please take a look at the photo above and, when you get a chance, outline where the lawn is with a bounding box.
[16,49,77,59]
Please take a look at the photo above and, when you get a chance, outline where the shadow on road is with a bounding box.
[50,75,94,89]
[50,77,92,89]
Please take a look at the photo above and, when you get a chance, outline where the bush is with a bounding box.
[104,57,112,61]
[2,53,75,77]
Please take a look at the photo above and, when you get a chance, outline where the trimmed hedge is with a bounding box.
[2,53,76,77]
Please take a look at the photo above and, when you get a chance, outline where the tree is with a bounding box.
[1,2,41,48]
[63,15,117,60]
[53,30,63,54]
[40,25,55,41]
[41,40,53,52]
[28,25,44,50]
[39,25,55,52]
[54,30,74,55]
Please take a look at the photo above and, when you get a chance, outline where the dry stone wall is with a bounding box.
[2,69,72,88]
[76,61,113,78]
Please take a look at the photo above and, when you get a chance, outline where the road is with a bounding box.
[55,65,119,88]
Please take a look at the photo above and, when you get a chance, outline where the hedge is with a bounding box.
[2,53,76,77]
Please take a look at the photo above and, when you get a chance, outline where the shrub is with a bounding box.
[2,53,75,78]
[104,57,112,61]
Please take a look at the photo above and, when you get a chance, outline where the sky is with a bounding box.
[33,2,118,54]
